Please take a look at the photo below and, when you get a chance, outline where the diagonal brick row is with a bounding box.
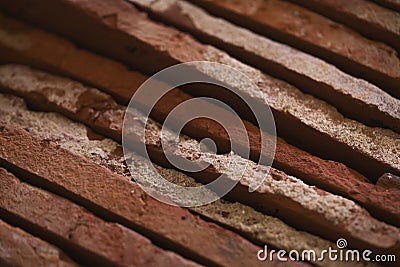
[0,0,397,179]
[0,93,130,179]
[0,168,202,267]
[0,15,398,226]
[0,218,78,267]
[190,0,400,99]
[0,66,398,255]
[0,13,144,105]
[0,92,373,267]
[131,0,400,135]
[287,0,400,52]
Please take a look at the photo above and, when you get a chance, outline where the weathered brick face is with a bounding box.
[0,0,399,266]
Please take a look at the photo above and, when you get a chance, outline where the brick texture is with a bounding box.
[0,92,368,267]
[0,16,398,226]
[0,0,397,179]
[0,124,282,267]
[0,168,202,267]
[131,0,400,134]
[0,68,398,255]
[287,0,400,51]
[190,0,400,99]
[0,218,78,267]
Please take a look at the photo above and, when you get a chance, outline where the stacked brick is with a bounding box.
[0,0,399,266]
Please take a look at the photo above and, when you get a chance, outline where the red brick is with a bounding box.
[1,14,398,226]
[1,24,400,226]
[0,168,200,267]
[287,0,400,52]
[0,92,368,267]
[131,0,400,134]
[191,0,400,99]
[0,13,145,105]
[0,124,280,267]
[0,0,397,180]
[0,218,77,267]
[0,71,398,255]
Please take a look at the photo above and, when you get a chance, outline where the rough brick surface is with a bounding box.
[191,0,400,99]
[2,64,400,232]
[0,93,374,267]
[0,92,373,267]
[0,17,397,226]
[0,168,200,267]
[0,94,128,177]
[0,0,397,179]
[0,219,77,267]
[0,69,398,255]
[131,0,400,134]
[0,13,145,104]
[0,124,279,267]
[1,0,398,265]
[287,0,400,51]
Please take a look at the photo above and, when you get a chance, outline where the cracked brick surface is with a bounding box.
[0,123,281,267]
[0,0,398,265]
[0,67,398,256]
[0,168,200,267]
[0,16,398,226]
[0,0,397,179]
[0,92,372,267]
[131,0,400,134]
[190,0,400,98]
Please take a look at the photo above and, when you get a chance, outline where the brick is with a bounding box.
[0,70,398,255]
[0,168,201,267]
[0,16,398,226]
[133,121,400,255]
[0,92,374,267]
[287,0,400,52]
[190,0,400,99]
[0,13,145,105]
[0,124,279,267]
[131,0,400,134]
[0,94,128,177]
[0,218,77,267]
[0,0,397,179]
